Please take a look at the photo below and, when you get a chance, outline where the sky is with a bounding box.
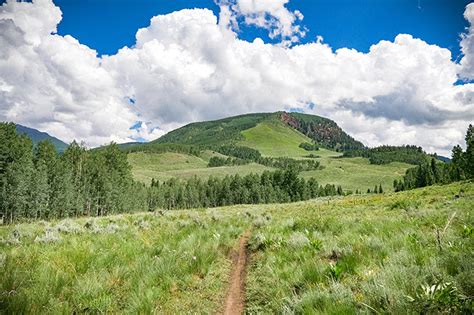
[0,0,474,156]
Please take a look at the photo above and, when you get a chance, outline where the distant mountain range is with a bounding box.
[15,124,68,153]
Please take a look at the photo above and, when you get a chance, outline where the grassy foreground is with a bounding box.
[1,182,472,313]
[246,181,473,313]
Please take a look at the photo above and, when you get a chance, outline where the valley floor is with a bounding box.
[1,182,473,313]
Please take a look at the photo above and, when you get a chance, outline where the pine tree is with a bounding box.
[464,124,474,178]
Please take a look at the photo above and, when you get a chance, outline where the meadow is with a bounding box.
[128,151,274,184]
[1,181,472,313]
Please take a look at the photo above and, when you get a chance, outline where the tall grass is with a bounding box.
[245,182,473,314]
[0,210,251,313]
[1,182,472,313]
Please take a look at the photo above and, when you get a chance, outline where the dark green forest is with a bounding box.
[282,112,365,151]
[147,170,342,210]
[395,125,473,191]
[342,145,431,165]
[1,123,147,223]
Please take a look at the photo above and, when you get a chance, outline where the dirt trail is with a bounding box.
[222,230,251,315]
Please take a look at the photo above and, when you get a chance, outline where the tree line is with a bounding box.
[1,123,148,223]
[343,145,430,165]
[147,169,342,210]
[211,145,320,171]
[0,123,338,222]
[395,125,473,191]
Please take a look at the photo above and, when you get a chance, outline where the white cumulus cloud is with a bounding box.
[460,2,474,79]
[216,0,306,46]
[0,0,473,156]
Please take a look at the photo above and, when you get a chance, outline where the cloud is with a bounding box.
[460,3,474,79]
[0,0,473,156]
[216,0,305,46]
[0,0,142,146]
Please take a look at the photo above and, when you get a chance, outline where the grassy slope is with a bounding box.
[239,120,411,191]
[1,182,472,313]
[0,211,251,313]
[240,119,312,157]
[128,151,274,184]
[128,152,208,183]
[153,113,271,146]
[302,157,412,192]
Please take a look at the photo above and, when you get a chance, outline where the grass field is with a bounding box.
[240,119,313,157]
[128,143,412,192]
[128,151,274,184]
[302,157,412,193]
[1,182,472,313]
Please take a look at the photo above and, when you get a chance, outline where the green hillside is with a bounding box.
[128,151,273,184]
[240,119,313,157]
[301,157,412,192]
[153,112,272,146]
[151,111,362,151]
[124,112,416,192]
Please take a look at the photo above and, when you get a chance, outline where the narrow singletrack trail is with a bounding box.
[222,230,251,315]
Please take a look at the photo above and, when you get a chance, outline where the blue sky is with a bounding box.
[53,0,471,59]
[1,0,473,154]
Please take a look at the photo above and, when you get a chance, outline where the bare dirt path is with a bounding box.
[222,230,251,315]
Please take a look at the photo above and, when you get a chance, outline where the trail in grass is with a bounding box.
[223,230,251,315]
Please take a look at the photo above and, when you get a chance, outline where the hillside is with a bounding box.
[152,112,363,152]
[15,124,68,153]
[1,182,472,313]
[153,112,271,146]
[124,112,414,192]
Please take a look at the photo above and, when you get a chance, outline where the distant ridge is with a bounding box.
[15,124,68,153]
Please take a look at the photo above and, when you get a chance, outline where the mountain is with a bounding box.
[15,124,68,153]
[152,111,364,151]
[121,111,416,192]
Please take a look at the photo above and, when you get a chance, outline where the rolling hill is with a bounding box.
[151,111,364,151]
[15,124,68,153]
[123,112,425,193]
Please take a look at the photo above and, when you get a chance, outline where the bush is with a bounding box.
[299,142,319,151]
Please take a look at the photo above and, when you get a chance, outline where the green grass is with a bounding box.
[240,120,313,157]
[1,182,472,313]
[128,151,274,184]
[128,152,208,183]
[143,163,275,182]
[245,181,474,314]
[302,157,412,192]
[128,147,411,191]
[0,210,252,313]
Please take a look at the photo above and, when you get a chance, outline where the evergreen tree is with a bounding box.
[464,124,474,178]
